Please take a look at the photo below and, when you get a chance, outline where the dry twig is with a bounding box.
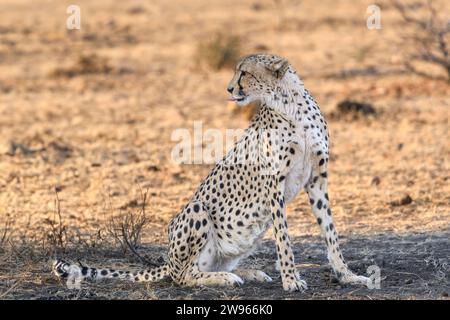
[106,187,159,267]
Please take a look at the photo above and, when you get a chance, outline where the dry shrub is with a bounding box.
[106,188,157,266]
[393,0,450,82]
[108,210,148,251]
[51,54,112,77]
[45,190,67,253]
[197,33,241,70]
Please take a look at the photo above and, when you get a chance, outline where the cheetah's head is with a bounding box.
[227,54,291,107]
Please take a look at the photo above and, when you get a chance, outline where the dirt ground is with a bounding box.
[0,0,449,300]
[1,232,449,299]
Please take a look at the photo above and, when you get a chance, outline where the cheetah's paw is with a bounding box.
[236,269,273,283]
[252,270,273,283]
[226,273,245,286]
[282,277,308,292]
[339,272,370,287]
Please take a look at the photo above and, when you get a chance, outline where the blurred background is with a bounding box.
[0,0,448,299]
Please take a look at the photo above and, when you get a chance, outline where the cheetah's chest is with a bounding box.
[284,147,313,203]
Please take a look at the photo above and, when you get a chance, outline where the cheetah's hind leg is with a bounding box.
[169,202,244,288]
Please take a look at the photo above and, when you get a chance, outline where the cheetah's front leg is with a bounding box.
[306,169,370,287]
[270,190,307,292]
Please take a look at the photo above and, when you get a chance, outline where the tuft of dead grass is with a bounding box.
[51,54,113,78]
[197,33,241,70]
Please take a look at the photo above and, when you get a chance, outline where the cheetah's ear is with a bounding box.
[265,57,289,79]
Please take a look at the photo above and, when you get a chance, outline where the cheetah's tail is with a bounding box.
[52,259,169,287]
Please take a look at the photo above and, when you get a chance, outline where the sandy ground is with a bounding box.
[0,0,449,299]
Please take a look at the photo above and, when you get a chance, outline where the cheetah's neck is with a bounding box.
[262,67,313,119]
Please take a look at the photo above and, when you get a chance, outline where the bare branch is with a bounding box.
[405,61,448,81]
[393,0,450,81]
[392,0,429,30]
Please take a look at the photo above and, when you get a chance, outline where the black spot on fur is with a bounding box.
[317,200,323,210]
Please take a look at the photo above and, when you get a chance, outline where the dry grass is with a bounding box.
[45,190,68,252]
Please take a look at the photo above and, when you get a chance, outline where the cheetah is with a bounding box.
[53,54,370,292]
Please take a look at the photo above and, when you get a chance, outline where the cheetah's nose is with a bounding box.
[227,86,233,94]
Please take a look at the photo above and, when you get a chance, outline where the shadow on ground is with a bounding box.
[1,231,449,300]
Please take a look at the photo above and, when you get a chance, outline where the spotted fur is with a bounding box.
[53,54,369,291]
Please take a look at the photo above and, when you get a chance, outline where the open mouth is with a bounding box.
[228,96,246,102]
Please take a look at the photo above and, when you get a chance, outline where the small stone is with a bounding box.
[336,100,376,117]
[147,165,160,172]
[254,44,269,51]
[371,176,381,186]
